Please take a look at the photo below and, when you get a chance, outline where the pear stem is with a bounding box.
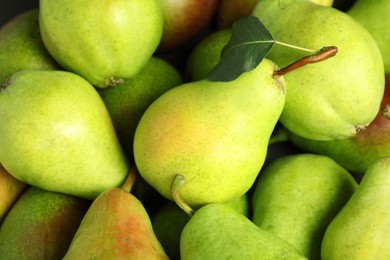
[381,104,390,120]
[121,164,138,193]
[171,174,195,217]
[272,46,338,78]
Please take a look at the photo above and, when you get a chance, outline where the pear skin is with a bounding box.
[0,70,130,200]
[0,9,58,83]
[0,163,28,223]
[63,170,169,259]
[39,0,163,88]
[348,0,390,73]
[98,57,183,160]
[133,58,286,208]
[180,203,307,260]
[253,0,384,140]
[321,157,390,259]
[252,153,357,260]
[0,186,90,259]
[288,74,390,174]
[216,0,260,29]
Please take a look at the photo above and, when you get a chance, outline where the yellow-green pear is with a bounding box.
[0,69,129,200]
[321,156,390,259]
[252,153,358,260]
[133,58,286,209]
[39,0,163,88]
[348,0,390,73]
[253,0,384,140]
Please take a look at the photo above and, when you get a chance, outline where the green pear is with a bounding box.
[152,194,250,260]
[288,74,390,174]
[0,9,58,83]
[347,0,390,73]
[321,157,390,259]
[98,57,183,160]
[39,0,163,88]
[158,0,219,52]
[252,153,358,260]
[63,167,169,259]
[0,69,129,200]
[133,58,286,208]
[185,28,232,81]
[253,0,384,140]
[0,186,90,259]
[180,203,307,259]
[0,163,28,224]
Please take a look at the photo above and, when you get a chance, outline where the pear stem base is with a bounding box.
[171,174,195,217]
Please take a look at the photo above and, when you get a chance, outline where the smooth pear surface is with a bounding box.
[253,0,384,140]
[133,59,286,207]
[180,203,307,260]
[0,70,129,200]
[321,157,390,259]
[252,153,357,260]
[39,0,163,88]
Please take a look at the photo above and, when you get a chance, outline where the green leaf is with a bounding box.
[207,16,275,82]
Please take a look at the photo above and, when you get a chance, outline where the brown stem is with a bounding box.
[381,104,390,120]
[122,164,138,193]
[171,174,195,217]
[272,46,338,78]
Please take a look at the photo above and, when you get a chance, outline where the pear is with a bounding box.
[0,186,90,259]
[0,69,129,200]
[63,166,169,259]
[158,0,219,52]
[0,163,28,223]
[321,157,390,259]
[152,194,250,260]
[39,0,163,88]
[252,153,358,260]
[180,203,307,259]
[253,0,385,140]
[288,74,390,175]
[185,28,232,81]
[347,0,390,73]
[216,0,260,29]
[133,58,286,209]
[98,57,183,160]
[0,9,58,83]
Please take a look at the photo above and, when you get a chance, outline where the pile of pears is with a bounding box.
[1,0,390,259]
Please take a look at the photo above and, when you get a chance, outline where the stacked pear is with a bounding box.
[253,0,384,140]
[63,166,169,259]
[252,153,358,259]
[0,186,90,259]
[0,69,129,200]
[39,0,163,88]
[321,157,390,259]
[133,58,286,208]
[180,203,307,259]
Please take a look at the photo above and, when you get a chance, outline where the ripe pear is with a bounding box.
[39,0,163,88]
[158,0,219,52]
[180,203,307,259]
[0,9,58,83]
[348,0,390,73]
[133,58,286,208]
[0,163,28,223]
[0,69,129,200]
[152,194,250,260]
[252,153,357,260]
[321,157,390,259]
[185,28,232,81]
[253,0,384,140]
[0,186,90,259]
[63,167,169,259]
[288,74,390,174]
[98,57,183,160]
[216,0,260,29]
